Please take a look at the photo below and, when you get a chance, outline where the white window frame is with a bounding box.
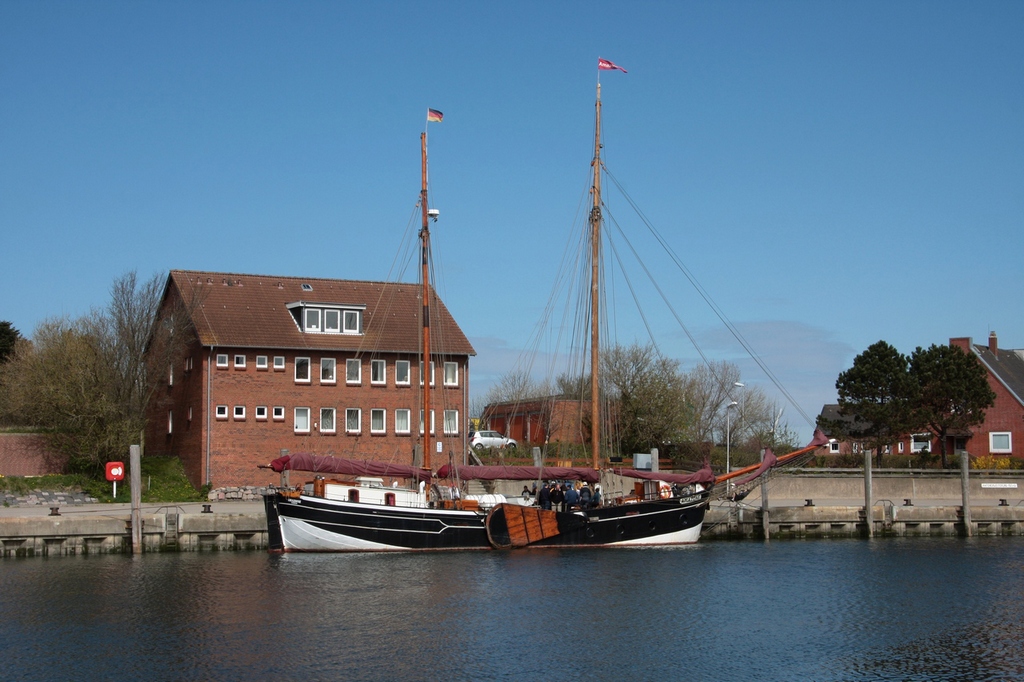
[304,308,321,332]
[346,408,361,434]
[419,361,435,387]
[320,407,336,434]
[371,408,386,434]
[371,359,386,385]
[273,356,286,371]
[255,406,268,421]
[216,354,229,368]
[898,441,905,454]
[990,432,1012,454]
[444,409,459,435]
[910,434,931,453]
[395,408,411,435]
[321,358,337,384]
[233,405,246,420]
[324,309,341,333]
[294,407,311,433]
[216,405,228,420]
[234,354,246,369]
[419,409,435,435]
[295,357,311,383]
[272,406,285,421]
[167,410,173,434]
[444,362,458,386]
[168,364,173,386]
[346,358,361,385]
[395,360,411,386]
[343,310,360,334]
[256,355,268,370]
[829,441,840,454]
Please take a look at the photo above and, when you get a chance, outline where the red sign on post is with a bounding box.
[106,462,125,481]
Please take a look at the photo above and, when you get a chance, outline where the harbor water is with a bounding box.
[3,538,1023,681]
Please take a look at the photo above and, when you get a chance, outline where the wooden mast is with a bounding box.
[589,82,602,470]
[420,132,432,471]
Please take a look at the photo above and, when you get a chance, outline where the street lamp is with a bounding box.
[726,401,738,482]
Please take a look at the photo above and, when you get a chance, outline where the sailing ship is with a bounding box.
[263,63,824,552]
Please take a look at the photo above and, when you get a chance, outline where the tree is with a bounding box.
[0,271,194,474]
[0,321,20,364]
[681,360,742,445]
[909,343,995,467]
[822,340,917,467]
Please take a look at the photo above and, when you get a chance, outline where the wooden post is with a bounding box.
[651,447,659,473]
[760,450,770,540]
[130,444,142,554]
[279,448,289,488]
[863,448,873,538]
[961,451,972,537]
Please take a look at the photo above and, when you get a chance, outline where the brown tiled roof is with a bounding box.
[168,270,475,356]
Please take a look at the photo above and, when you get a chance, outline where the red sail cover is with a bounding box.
[734,449,777,486]
[611,465,716,486]
[436,464,601,484]
[268,453,432,483]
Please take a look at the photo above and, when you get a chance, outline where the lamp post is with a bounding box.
[725,382,744,491]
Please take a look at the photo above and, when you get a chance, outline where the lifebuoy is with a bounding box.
[659,482,672,499]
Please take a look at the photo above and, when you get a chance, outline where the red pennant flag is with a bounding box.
[598,58,627,73]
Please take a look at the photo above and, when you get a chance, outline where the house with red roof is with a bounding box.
[144,270,475,488]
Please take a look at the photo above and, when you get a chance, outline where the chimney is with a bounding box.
[989,331,998,358]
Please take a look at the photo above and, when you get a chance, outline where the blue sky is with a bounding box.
[2,1,1022,442]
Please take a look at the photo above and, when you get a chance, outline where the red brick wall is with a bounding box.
[0,434,64,476]
[147,341,470,488]
[962,370,1023,458]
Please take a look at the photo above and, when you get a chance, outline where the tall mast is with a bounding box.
[589,82,602,470]
[420,132,432,471]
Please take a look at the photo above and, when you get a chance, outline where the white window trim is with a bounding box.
[216,405,228,420]
[346,408,361,434]
[444,362,458,386]
[295,357,311,383]
[321,358,337,384]
[829,441,840,454]
[990,432,1013,454]
[910,433,931,453]
[320,407,336,434]
[273,356,286,371]
[304,308,322,332]
[346,359,361,385]
[294,407,311,433]
[419,361,435,387]
[216,354,228,368]
[419,409,435,435]
[371,359,386,385]
[234,354,246,369]
[255,406,268,420]
[256,355,268,370]
[395,408,411,435]
[343,310,360,334]
[443,409,459,435]
[395,360,411,386]
[324,309,341,333]
[370,408,386,434]
[233,405,246,420]
[167,410,173,434]
[272,406,285,421]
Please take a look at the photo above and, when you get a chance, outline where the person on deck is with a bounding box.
[591,484,602,508]
[550,484,565,512]
[539,482,551,510]
[579,484,593,508]
[564,485,580,510]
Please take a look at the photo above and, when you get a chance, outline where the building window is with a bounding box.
[911,434,931,453]
[320,408,336,433]
[295,357,310,383]
[304,308,321,332]
[419,361,435,386]
[829,441,840,454]
[898,442,904,454]
[444,362,458,386]
[234,405,246,420]
[346,358,361,384]
[444,410,459,435]
[991,432,1012,454]
[321,358,336,384]
[167,410,173,434]
[187,407,192,422]
[184,356,193,372]
[419,409,434,435]
[395,408,411,434]
[294,407,310,433]
[395,360,410,386]
[216,405,228,420]
[168,364,173,386]
[234,354,246,369]
[273,356,285,370]
[216,354,228,368]
[371,409,386,434]
[346,408,361,434]
[255,406,268,420]
[371,359,386,385]
[344,310,360,333]
[273,406,285,421]
[256,355,268,370]
[324,309,340,333]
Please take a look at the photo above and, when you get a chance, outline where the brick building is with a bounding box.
[145,270,475,488]
[819,332,1023,460]
[482,398,592,446]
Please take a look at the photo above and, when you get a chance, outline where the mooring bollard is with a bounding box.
[904,498,913,506]
[49,507,60,516]
[202,504,213,514]
[804,499,814,507]
[1000,499,1009,507]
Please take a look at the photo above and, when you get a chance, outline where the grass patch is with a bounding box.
[0,456,207,503]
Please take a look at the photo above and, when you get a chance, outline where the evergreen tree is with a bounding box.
[0,321,20,364]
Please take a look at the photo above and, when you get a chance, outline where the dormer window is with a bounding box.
[287,302,363,335]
